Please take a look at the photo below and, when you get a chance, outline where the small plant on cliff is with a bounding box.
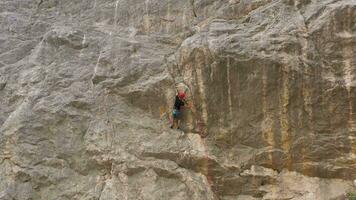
[348,192,356,200]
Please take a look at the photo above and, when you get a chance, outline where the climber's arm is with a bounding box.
[184,100,196,113]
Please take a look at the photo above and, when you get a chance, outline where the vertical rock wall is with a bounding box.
[0,0,355,199]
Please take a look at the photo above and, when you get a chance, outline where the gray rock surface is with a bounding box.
[0,0,355,199]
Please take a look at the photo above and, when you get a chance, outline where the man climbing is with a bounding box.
[171,91,187,130]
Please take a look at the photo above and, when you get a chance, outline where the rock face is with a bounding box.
[0,0,355,199]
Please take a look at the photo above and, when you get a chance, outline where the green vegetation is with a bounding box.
[47,2,55,9]
[348,192,356,200]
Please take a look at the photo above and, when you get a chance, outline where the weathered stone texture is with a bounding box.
[0,0,355,199]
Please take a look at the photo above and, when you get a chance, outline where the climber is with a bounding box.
[170,91,188,130]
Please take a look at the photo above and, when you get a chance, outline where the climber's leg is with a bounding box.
[171,109,178,129]
[171,118,177,129]
[171,109,181,129]
[177,119,181,130]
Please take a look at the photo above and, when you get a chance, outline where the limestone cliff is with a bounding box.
[0,0,355,199]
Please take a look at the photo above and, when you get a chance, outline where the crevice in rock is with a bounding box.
[37,0,43,8]
[97,178,107,200]
[191,0,197,18]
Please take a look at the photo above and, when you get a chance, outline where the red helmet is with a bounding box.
[178,91,186,100]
